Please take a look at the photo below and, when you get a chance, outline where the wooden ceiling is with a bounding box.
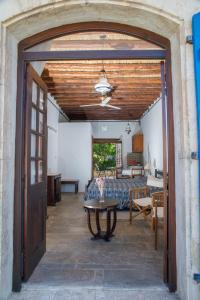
[41,32,162,120]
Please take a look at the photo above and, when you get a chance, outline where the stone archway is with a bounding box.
[15,19,175,289]
[0,2,188,299]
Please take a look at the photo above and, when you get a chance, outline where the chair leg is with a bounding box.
[155,217,158,250]
[143,211,146,220]
[152,217,156,231]
[129,199,132,224]
[133,206,147,219]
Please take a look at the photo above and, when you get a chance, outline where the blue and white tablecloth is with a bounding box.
[85,177,161,209]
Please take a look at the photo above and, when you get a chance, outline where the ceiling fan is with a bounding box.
[80,96,121,110]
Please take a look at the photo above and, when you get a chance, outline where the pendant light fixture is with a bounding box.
[125,122,131,134]
[94,68,113,95]
[94,34,113,96]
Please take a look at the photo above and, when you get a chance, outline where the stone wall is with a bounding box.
[0,1,199,299]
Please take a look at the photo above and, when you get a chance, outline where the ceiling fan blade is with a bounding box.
[80,104,100,107]
[105,104,121,110]
[102,96,111,104]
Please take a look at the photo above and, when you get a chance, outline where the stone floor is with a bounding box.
[10,193,179,300]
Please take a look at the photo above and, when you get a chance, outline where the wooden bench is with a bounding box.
[61,179,79,194]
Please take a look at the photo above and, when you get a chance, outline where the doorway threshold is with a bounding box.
[9,285,179,300]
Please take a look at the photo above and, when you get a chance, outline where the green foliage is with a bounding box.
[93,143,116,171]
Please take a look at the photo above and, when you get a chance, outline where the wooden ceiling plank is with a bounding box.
[48,87,161,91]
[43,77,161,83]
[44,65,161,70]
[54,94,159,99]
[42,58,161,121]
[46,71,161,77]
[46,83,161,88]
[45,65,160,72]
[50,91,160,95]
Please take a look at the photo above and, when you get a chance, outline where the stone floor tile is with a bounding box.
[9,290,56,300]
[95,289,145,300]
[103,269,163,288]
[11,194,174,299]
[27,268,98,287]
[53,289,96,300]
[143,291,180,300]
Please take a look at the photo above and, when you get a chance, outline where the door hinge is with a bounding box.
[186,35,193,45]
[191,151,200,160]
[193,273,200,283]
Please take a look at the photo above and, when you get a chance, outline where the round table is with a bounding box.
[83,199,118,241]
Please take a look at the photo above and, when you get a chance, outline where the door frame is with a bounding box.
[13,21,176,292]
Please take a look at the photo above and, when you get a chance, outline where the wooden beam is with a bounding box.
[45,60,162,65]
[42,77,161,83]
[47,87,161,92]
[93,138,122,144]
[54,95,158,100]
[58,103,151,106]
[44,67,161,74]
[50,91,160,95]
[67,115,143,120]
[45,63,161,71]
[22,50,166,61]
[45,82,161,88]
[55,99,158,104]
[58,105,154,109]
[46,72,161,78]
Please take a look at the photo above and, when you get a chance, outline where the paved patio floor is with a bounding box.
[10,193,179,300]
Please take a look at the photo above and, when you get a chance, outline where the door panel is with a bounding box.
[23,64,47,281]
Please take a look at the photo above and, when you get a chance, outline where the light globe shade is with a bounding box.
[95,77,113,95]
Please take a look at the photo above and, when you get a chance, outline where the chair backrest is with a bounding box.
[129,186,150,200]
[152,191,164,207]
[116,167,122,179]
[127,152,143,166]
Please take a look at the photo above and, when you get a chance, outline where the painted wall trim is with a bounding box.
[192,12,200,173]
[192,13,200,282]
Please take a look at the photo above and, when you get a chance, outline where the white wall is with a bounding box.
[140,100,163,173]
[91,121,141,168]
[47,95,60,174]
[58,123,92,192]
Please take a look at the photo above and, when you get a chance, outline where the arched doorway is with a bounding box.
[13,21,176,293]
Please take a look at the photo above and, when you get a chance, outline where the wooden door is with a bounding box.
[23,64,47,281]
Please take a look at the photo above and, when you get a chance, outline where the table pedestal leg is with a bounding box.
[104,209,117,241]
[86,208,117,241]
[86,208,100,239]
[111,209,117,235]
[105,209,111,241]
